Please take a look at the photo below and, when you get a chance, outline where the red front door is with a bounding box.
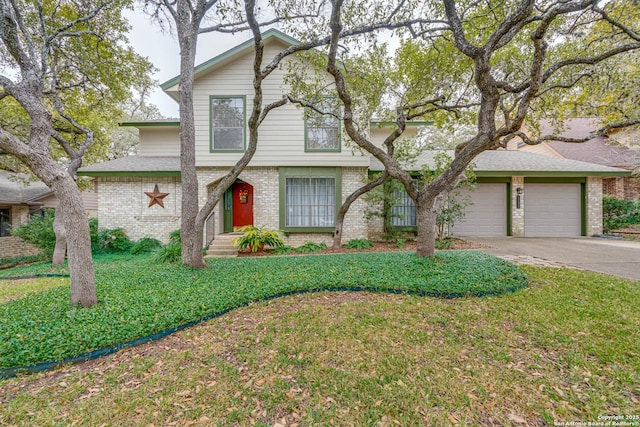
[232,182,253,229]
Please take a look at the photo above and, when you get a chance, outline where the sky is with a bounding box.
[123,9,251,118]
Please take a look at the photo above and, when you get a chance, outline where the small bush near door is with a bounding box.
[233,226,285,252]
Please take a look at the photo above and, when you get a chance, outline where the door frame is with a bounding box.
[223,180,254,232]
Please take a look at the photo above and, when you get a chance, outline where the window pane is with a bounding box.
[212,98,244,150]
[214,128,243,150]
[0,209,10,237]
[390,181,417,227]
[285,177,335,227]
[306,99,339,150]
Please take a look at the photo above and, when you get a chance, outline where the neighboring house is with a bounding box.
[78,30,631,244]
[0,170,98,257]
[512,118,640,200]
[0,170,51,237]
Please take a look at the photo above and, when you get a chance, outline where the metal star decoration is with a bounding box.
[145,184,169,208]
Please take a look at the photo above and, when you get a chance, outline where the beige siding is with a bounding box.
[192,39,368,168]
[35,190,98,211]
[138,128,180,156]
[518,142,562,157]
[370,126,419,150]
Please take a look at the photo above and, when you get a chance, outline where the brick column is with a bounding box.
[511,176,525,236]
[586,176,603,236]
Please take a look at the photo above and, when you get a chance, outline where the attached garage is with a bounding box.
[367,150,631,240]
[524,183,582,236]
[450,183,508,236]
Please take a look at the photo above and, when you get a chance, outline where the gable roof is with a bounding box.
[369,150,632,177]
[77,156,180,177]
[528,118,640,169]
[160,29,299,93]
[0,170,51,204]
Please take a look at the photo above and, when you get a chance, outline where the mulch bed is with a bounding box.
[237,238,487,257]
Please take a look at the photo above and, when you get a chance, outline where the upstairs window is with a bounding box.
[211,96,245,151]
[305,98,340,151]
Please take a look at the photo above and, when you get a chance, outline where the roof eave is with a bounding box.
[119,121,181,128]
[77,171,181,177]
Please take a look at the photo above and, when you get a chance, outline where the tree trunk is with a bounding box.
[190,209,208,269]
[415,195,437,258]
[52,174,97,307]
[332,216,345,250]
[176,16,201,267]
[52,209,67,265]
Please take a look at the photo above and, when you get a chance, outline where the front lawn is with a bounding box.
[0,266,638,426]
[0,251,526,371]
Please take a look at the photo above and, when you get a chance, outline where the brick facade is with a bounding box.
[96,167,369,247]
[96,171,608,243]
[0,236,41,258]
[603,176,640,200]
[97,176,182,243]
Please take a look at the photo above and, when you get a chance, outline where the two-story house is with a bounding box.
[78,30,631,244]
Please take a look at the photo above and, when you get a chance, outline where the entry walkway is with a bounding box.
[467,237,640,281]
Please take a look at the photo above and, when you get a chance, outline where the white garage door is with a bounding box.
[450,183,507,236]
[525,183,582,236]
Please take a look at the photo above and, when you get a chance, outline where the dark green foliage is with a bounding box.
[271,245,293,255]
[97,228,132,253]
[0,254,47,270]
[344,239,374,250]
[0,251,527,369]
[295,241,327,253]
[89,217,99,252]
[233,226,284,252]
[155,230,181,264]
[602,196,640,233]
[435,239,453,250]
[129,238,162,255]
[10,209,56,256]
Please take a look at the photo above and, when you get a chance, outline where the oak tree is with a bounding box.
[0,0,155,306]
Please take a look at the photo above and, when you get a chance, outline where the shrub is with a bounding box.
[345,238,374,250]
[271,245,293,255]
[89,217,99,252]
[97,228,132,253]
[396,238,405,249]
[130,237,162,255]
[155,229,182,263]
[295,241,327,253]
[233,226,284,252]
[435,239,453,250]
[10,209,56,255]
[603,196,640,233]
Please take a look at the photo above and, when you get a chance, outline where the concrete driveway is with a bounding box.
[466,237,640,282]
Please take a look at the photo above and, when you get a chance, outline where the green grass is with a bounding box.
[0,266,637,426]
[0,253,47,270]
[0,276,69,303]
[0,251,526,370]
